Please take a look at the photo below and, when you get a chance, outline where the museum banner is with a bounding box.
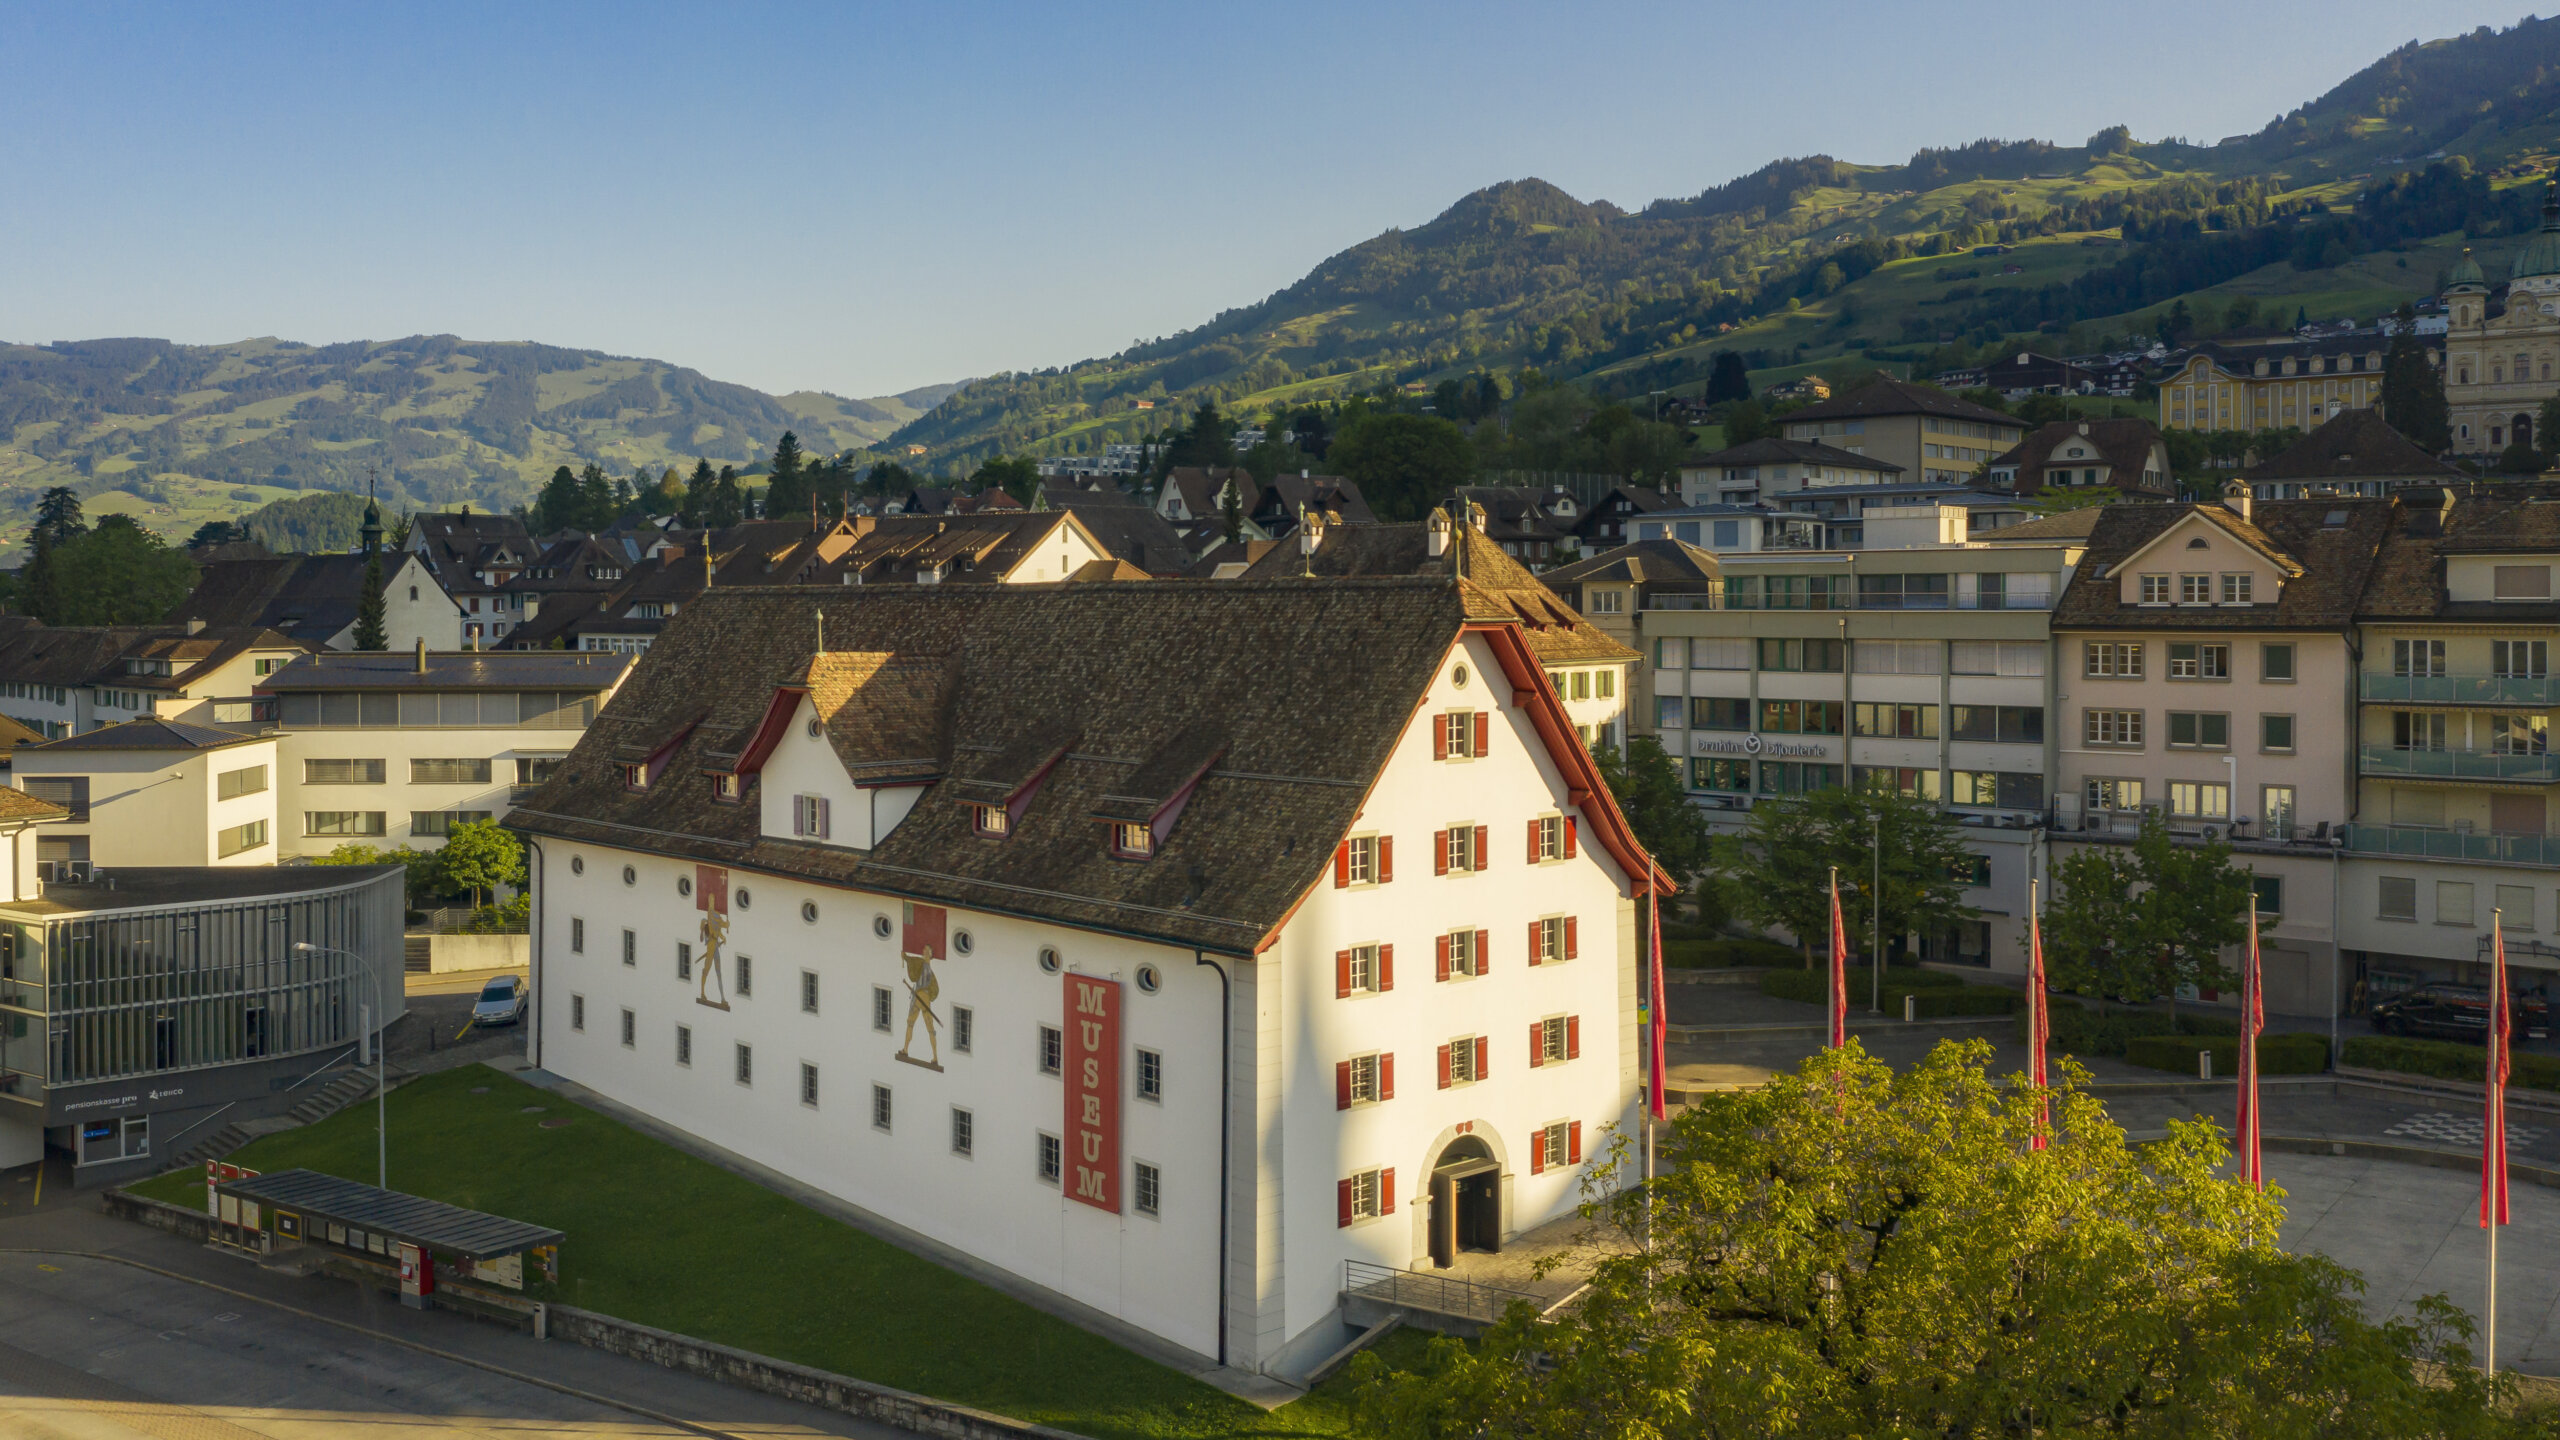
[1064,972,1121,1214]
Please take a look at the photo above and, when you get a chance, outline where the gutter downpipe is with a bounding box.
[1194,948,1232,1368]
[529,841,545,1071]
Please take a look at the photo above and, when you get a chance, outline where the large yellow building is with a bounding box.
[2442,189,2560,456]
[2156,335,2390,434]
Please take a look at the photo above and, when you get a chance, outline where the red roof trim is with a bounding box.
[732,686,807,776]
[1465,621,1674,897]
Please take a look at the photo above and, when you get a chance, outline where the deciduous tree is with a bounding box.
[1714,785,1978,966]
[44,515,197,625]
[437,820,525,910]
[1328,412,1473,521]
[1592,737,1711,881]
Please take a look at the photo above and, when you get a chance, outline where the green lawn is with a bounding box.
[129,1064,1389,1440]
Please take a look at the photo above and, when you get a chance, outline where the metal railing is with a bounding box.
[2345,823,2560,867]
[1344,1260,1543,1324]
[1643,591,2053,612]
[2357,745,2560,783]
[2360,673,2560,706]
[417,906,529,935]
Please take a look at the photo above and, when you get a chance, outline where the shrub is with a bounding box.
[1761,965,2014,1014]
[2121,1032,2329,1076]
[2031,998,2237,1057]
[2343,1034,2560,1091]
[1664,936,1797,969]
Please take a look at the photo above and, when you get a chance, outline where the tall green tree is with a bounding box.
[31,486,85,547]
[44,515,197,625]
[1703,350,1752,404]
[1591,737,1712,882]
[1328,412,1474,520]
[2045,810,2252,1007]
[2041,840,2143,1000]
[707,466,745,528]
[437,819,526,910]
[575,463,614,529]
[680,460,715,527]
[969,456,1039,508]
[2381,313,2452,454]
[1715,785,1979,966]
[532,466,582,534]
[352,552,388,650]
[762,432,809,518]
[1719,398,1773,445]
[1156,401,1238,475]
[1354,1041,2510,1439]
[17,530,57,622]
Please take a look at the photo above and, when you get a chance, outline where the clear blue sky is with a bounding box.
[0,3,2531,399]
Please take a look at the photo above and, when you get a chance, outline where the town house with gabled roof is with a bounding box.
[508,577,1667,1380]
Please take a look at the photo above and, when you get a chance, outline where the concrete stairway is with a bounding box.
[285,1068,379,1127]
[171,1122,252,1174]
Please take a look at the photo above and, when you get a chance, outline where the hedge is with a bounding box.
[2343,1035,2560,1092]
[1662,936,1797,969]
[2121,1032,2330,1076]
[1759,966,2017,1015]
[2027,998,2238,1058]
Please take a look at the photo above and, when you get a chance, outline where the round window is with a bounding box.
[735,887,751,910]
[1135,964,1161,994]
[872,914,893,940]
[802,901,820,924]
[621,865,636,887]
[677,876,692,898]
[806,718,824,739]
[1038,946,1062,974]
[1452,663,1470,688]
[570,855,585,876]
[954,930,974,956]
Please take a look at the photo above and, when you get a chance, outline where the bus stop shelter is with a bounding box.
[213,1168,561,1306]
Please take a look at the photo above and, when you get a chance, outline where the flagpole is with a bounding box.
[2485,911,2511,1374]
[2028,879,2047,1150]
[1828,867,1847,1049]
[1645,876,1669,1254]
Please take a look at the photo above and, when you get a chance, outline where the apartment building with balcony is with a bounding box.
[2047,488,2388,1015]
[2342,484,2560,1003]
[1622,525,2087,969]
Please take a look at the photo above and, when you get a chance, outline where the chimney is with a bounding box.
[414,637,428,674]
[185,618,205,636]
[1426,508,1452,559]
[2403,486,2455,538]
[2221,477,2253,523]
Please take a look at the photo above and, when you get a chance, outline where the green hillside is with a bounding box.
[0,334,948,542]
[876,15,2560,468]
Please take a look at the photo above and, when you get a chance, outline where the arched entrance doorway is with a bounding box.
[1426,1134,1501,1269]
[2516,414,2537,452]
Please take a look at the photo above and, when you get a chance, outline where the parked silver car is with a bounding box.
[472,974,528,1027]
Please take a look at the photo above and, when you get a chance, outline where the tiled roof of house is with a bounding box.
[1777,374,2016,427]
[2052,499,2392,631]
[1164,467,1261,521]
[2362,485,2560,622]
[2239,409,2462,484]
[1256,473,1376,528]
[509,580,1665,954]
[171,554,437,645]
[0,785,67,824]
[0,622,302,693]
[815,512,1096,586]
[1541,538,1721,589]
[1234,524,1636,665]
[1048,501,1196,576]
[1687,437,1905,472]
[256,649,632,692]
[24,716,270,752]
[1976,507,2104,542]
[1989,418,2169,494]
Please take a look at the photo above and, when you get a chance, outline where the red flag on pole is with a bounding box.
[2027,879,2049,1150]
[2237,902,2265,1189]
[1828,868,1848,1049]
[1647,885,1668,1121]
[2487,920,2512,1228]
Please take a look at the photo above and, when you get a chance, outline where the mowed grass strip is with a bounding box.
[127,1064,1368,1440]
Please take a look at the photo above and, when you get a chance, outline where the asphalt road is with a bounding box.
[0,1199,901,1439]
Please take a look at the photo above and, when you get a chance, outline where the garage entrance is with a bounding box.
[1426,1135,1501,1269]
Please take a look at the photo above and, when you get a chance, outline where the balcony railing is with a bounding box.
[2345,823,2560,867]
[1644,591,2054,613]
[2360,673,2560,706]
[2358,745,2560,782]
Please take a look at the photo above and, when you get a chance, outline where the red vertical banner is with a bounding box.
[695,865,729,914]
[1065,973,1122,1214]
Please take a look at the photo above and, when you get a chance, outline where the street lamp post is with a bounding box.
[294,941,386,1189]
[1871,811,1884,1013]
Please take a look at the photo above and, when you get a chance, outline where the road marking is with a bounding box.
[2382,1111,2544,1147]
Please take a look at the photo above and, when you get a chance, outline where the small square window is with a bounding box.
[952,1107,974,1156]
[2261,714,2295,752]
[801,1062,819,1108]
[570,917,585,954]
[735,1042,753,1087]
[620,1009,635,1048]
[1134,1161,1160,1218]
[676,942,691,982]
[801,970,820,1014]
[737,955,753,996]
[953,1005,974,1053]
[676,1024,692,1066]
[621,929,636,967]
[571,994,585,1031]
[2139,574,2169,604]
[1039,1025,1063,1075]
[1039,1132,1062,1182]
[1137,1047,1162,1101]
[873,985,892,1032]
[1112,822,1153,858]
[2261,643,2295,682]
[973,803,1010,838]
[871,1083,892,1132]
[712,772,743,802]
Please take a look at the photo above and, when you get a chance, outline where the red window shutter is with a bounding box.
[1565,915,1579,960]
[1530,1137,1546,1176]
[1435,933,1451,983]
[1437,1043,1452,1090]
[1338,1178,1354,1228]
[1567,1014,1581,1060]
[1380,1168,1396,1215]
[1473,825,1489,869]
[1335,949,1352,999]
[1378,943,1395,991]
[1564,817,1578,859]
[1527,818,1540,863]
[1569,1121,1583,1164]
[1474,1034,1489,1080]
[1527,919,1542,965]
[1379,835,1394,883]
[1432,715,1448,761]
[1334,842,1350,888]
[1434,829,1450,876]
[1476,929,1489,973]
[1473,711,1489,756]
[1380,1052,1395,1100]
[1529,1022,1545,1068]
[1335,1060,1352,1111]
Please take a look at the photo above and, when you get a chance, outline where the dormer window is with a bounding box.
[972,803,1010,838]
[711,772,743,803]
[1111,822,1153,858]
[619,762,648,792]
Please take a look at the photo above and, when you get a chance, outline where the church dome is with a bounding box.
[2511,184,2560,281]
[2449,247,2485,290]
